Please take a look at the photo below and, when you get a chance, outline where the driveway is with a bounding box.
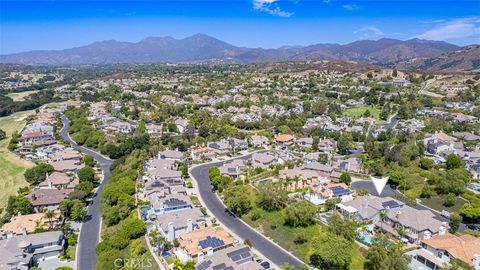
[60,115,113,270]
[190,152,305,269]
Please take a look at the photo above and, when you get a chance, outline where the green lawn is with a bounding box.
[0,110,36,209]
[420,196,467,213]
[343,105,382,121]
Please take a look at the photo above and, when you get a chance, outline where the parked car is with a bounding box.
[260,261,270,269]
[466,224,480,231]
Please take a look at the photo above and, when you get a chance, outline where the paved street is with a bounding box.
[60,115,113,270]
[190,153,305,269]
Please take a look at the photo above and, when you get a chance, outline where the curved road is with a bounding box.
[190,153,305,269]
[60,115,113,270]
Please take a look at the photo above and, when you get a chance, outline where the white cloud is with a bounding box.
[354,26,384,38]
[342,3,360,11]
[415,17,480,41]
[322,0,331,3]
[253,0,293,17]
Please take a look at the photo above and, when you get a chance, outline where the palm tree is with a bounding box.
[44,210,55,230]
[379,211,387,232]
[293,176,301,190]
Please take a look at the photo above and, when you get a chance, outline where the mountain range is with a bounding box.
[1,34,478,72]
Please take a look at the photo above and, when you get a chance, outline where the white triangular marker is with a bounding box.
[371,176,388,196]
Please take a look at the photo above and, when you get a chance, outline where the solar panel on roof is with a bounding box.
[212,263,226,270]
[164,198,187,207]
[227,247,250,258]
[241,252,250,258]
[196,260,212,270]
[382,200,401,209]
[231,255,241,261]
[199,236,226,249]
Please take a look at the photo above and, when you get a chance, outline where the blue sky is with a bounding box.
[1,0,479,54]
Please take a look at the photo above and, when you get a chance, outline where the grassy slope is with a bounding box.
[243,206,365,269]
[6,90,39,101]
[0,110,36,208]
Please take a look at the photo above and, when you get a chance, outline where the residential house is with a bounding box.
[175,118,189,133]
[18,132,56,154]
[307,182,353,205]
[208,140,231,156]
[421,233,480,269]
[219,159,246,180]
[249,134,269,148]
[50,159,84,173]
[150,194,193,216]
[295,137,314,149]
[146,124,163,137]
[48,149,82,163]
[38,172,76,189]
[154,208,206,243]
[0,212,61,236]
[0,231,64,270]
[379,205,448,244]
[176,227,234,261]
[251,152,278,169]
[195,244,262,270]
[190,146,216,161]
[148,168,183,186]
[334,157,362,173]
[229,138,248,152]
[28,189,73,212]
[337,196,404,230]
[157,150,186,162]
[275,134,294,149]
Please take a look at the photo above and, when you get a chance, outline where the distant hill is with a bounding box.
[1,33,474,71]
[395,45,480,73]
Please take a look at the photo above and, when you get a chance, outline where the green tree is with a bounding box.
[257,182,287,211]
[327,213,357,241]
[445,154,464,170]
[75,181,94,196]
[223,185,253,217]
[339,172,352,185]
[448,213,462,233]
[83,155,96,167]
[284,201,317,227]
[310,232,353,270]
[44,210,55,229]
[24,163,54,184]
[77,166,96,183]
[443,193,456,207]
[337,134,351,155]
[364,234,410,270]
[419,157,434,170]
[324,197,342,211]
[6,195,33,215]
[460,203,480,223]
[70,200,87,221]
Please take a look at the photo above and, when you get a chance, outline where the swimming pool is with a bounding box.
[356,232,374,245]
[470,183,480,191]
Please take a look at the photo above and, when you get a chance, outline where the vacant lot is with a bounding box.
[6,90,39,101]
[343,105,381,121]
[0,110,35,208]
